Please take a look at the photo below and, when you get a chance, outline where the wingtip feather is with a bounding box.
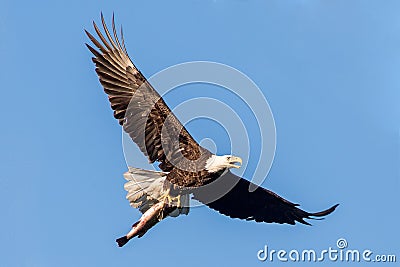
[311,203,339,217]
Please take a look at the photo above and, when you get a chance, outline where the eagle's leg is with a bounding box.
[165,193,181,208]
[159,188,170,205]
[157,189,181,219]
[157,188,171,219]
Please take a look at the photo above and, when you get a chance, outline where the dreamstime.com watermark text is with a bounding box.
[257,238,396,263]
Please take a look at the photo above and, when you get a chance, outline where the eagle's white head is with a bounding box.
[205,155,243,173]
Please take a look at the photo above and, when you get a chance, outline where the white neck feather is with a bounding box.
[205,155,228,173]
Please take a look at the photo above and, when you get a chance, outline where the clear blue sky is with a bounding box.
[1,1,399,266]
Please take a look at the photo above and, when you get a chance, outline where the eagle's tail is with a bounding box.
[123,167,190,216]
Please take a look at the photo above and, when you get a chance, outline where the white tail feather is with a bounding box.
[123,167,190,216]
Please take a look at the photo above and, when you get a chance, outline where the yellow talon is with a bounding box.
[156,189,183,220]
[167,195,173,204]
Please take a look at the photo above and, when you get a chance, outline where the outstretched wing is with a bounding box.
[85,14,203,171]
[192,171,338,225]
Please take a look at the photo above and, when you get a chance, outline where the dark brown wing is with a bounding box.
[85,14,204,171]
[192,171,338,225]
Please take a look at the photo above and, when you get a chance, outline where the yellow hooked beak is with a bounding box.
[228,156,243,169]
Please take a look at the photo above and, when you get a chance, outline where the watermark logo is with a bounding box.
[336,238,348,249]
[257,238,397,263]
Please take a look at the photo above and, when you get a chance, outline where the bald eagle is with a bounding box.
[85,14,338,247]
